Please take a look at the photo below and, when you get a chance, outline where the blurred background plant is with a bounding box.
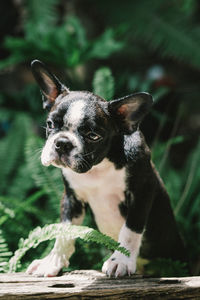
[0,0,199,276]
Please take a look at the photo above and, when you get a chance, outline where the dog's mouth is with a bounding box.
[69,154,93,173]
[42,151,93,173]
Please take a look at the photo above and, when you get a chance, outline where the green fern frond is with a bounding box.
[0,114,32,194]
[8,164,35,200]
[93,67,115,100]
[25,136,62,209]
[24,0,59,38]
[9,223,130,272]
[0,199,15,226]
[175,138,200,217]
[88,28,124,60]
[0,6,124,70]
[0,230,12,273]
[145,258,189,277]
[152,138,200,258]
[126,1,200,69]
[66,16,87,49]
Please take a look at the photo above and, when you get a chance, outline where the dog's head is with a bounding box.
[31,60,153,173]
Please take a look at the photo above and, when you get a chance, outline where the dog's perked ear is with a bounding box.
[108,92,153,134]
[31,60,68,110]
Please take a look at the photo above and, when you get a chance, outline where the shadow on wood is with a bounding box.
[0,270,200,299]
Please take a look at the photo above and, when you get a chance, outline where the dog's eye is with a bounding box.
[47,120,54,129]
[86,132,102,141]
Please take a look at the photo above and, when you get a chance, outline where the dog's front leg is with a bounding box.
[102,158,155,277]
[27,185,85,277]
[102,222,143,277]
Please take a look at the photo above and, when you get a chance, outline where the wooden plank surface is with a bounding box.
[0,270,200,299]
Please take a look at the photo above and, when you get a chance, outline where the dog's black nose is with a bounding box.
[55,137,73,155]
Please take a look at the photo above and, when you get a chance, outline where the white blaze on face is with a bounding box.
[41,100,86,167]
[64,100,86,129]
[41,132,60,166]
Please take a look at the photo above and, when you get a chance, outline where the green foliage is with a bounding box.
[24,0,59,35]
[0,230,12,273]
[145,258,189,277]
[9,223,130,272]
[0,0,123,69]
[0,198,15,227]
[0,114,61,252]
[25,136,62,215]
[93,67,115,100]
[0,114,39,217]
[0,0,200,276]
[100,0,200,70]
[152,138,200,261]
[174,139,200,217]
[0,114,32,195]
[88,29,124,60]
[68,206,109,271]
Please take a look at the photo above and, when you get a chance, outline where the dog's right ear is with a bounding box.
[31,60,69,110]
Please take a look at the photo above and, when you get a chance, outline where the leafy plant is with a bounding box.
[0,0,124,70]
[9,223,130,272]
[0,114,32,195]
[145,258,189,277]
[152,137,200,268]
[93,67,115,100]
[0,230,12,273]
[25,135,62,215]
[97,0,200,70]
[1,0,200,276]
[0,198,15,227]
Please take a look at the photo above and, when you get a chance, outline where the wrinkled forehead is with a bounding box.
[49,92,109,129]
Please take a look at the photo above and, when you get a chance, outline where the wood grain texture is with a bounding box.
[0,270,200,299]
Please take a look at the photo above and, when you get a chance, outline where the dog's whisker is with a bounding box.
[79,156,91,169]
[82,150,95,158]
[33,148,43,155]
[82,159,91,169]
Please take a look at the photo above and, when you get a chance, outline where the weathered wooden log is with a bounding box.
[0,270,200,299]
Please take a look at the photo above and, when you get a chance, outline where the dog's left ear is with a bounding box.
[31,60,68,110]
[108,92,153,134]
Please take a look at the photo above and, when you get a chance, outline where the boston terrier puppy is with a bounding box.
[27,60,187,277]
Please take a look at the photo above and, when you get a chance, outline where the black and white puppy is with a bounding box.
[27,60,186,277]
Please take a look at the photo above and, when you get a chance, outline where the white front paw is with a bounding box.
[26,252,69,277]
[26,236,75,277]
[102,251,136,277]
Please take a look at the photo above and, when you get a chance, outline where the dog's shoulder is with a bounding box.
[107,130,151,169]
[124,130,151,161]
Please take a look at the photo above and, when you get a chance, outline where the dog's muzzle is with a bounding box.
[41,133,92,173]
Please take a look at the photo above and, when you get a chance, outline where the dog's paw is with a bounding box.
[102,251,136,277]
[26,252,69,277]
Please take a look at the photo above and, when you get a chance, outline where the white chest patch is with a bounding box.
[62,159,126,240]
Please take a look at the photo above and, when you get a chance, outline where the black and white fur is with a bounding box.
[27,60,187,277]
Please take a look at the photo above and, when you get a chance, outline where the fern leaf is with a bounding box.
[0,198,15,226]
[24,0,59,38]
[93,67,115,100]
[127,1,200,69]
[66,16,87,49]
[25,135,63,209]
[89,28,124,60]
[9,223,130,272]
[8,164,34,200]
[0,114,32,194]
[175,138,200,216]
[0,230,12,273]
